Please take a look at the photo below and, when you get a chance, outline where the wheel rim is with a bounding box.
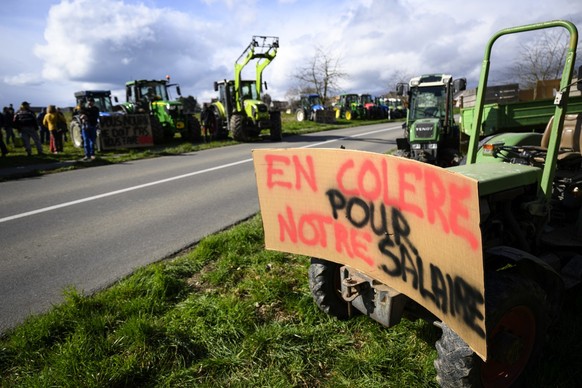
[296,110,304,121]
[346,111,352,120]
[481,305,536,387]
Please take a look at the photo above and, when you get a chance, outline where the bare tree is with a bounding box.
[385,70,414,95]
[292,46,348,105]
[510,30,580,89]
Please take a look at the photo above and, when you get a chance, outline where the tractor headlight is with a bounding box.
[411,143,421,150]
[483,142,503,156]
[428,143,438,149]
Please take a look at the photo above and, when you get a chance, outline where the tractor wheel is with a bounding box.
[438,148,463,167]
[393,149,410,159]
[308,258,352,320]
[163,125,174,142]
[269,111,282,141]
[296,109,306,122]
[345,110,353,121]
[335,109,342,119]
[181,115,202,142]
[150,116,165,144]
[231,114,248,142]
[207,108,227,141]
[434,271,549,388]
[69,118,83,148]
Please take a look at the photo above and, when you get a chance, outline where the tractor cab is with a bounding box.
[396,74,466,166]
[121,77,200,143]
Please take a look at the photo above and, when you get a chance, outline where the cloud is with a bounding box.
[35,0,213,86]
[3,73,45,87]
[4,0,582,108]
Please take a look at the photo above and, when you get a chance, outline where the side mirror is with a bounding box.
[114,96,119,103]
[577,65,582,91]
[213,82,218,92]
[264,82,268,90]
[453,78,467,93]
[176,86,182,96]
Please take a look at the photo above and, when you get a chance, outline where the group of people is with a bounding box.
[1,102,67,157]
[0,99,99,160]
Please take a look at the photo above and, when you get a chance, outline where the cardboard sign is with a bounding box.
[253,148,486,359]
[99,114,153,149]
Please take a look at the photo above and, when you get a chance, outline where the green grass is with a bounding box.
[1,215,581,387]
[0,215,439,387]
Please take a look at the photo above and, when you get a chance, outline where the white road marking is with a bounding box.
[0,126,397,224]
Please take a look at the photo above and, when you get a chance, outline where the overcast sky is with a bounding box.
[1,0,581,109]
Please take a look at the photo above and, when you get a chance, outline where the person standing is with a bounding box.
[3,106,16,145]
[0,110,8,157]
[80,98,100,160]
[43,105,66,154]
[13,101,43,157]
[57,107,68,142]
[37,107,49,145]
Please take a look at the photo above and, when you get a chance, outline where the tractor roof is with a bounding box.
[74,90,111,98]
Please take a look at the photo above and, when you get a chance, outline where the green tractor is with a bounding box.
[254,19,582,388]
[334,93,365,120]
[387,97,406,119]
[395,74,466,166]
[206,36,282,142]
[120,77,201,144]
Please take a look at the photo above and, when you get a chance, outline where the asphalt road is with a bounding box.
[0,122,402,332]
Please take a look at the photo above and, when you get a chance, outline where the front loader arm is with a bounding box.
[233,36,279,111]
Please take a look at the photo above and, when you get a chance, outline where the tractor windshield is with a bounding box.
[308,95,322,106]
[240,82,259,100]
[409,86,446,120]
[76,95,113,113]
[139,84,169,102]
[360,95,373,104]
[346,95,359,105]
[95,96,113,113]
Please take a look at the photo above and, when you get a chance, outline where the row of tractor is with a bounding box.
[333,93,405,120]
[71,77,203,151]
[255,19,582,387]
[294,93,406,123]
[71,36,283,150]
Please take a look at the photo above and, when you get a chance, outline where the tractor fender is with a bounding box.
[474,132,543,163]
[211,101,227,120]
[485,245,564,320]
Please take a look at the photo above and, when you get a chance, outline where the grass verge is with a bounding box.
[0,215,438,387]
[1,215,581,387]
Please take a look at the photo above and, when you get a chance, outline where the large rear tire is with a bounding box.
[269,111,282,141]
[150,116,165,144]
[181,116,202,142]
[434,271,549,388]
[296,109,306,122]
[308,258,352,320]
[206,108,227,141]
[231,114,248,142]
[69,118,83,148]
